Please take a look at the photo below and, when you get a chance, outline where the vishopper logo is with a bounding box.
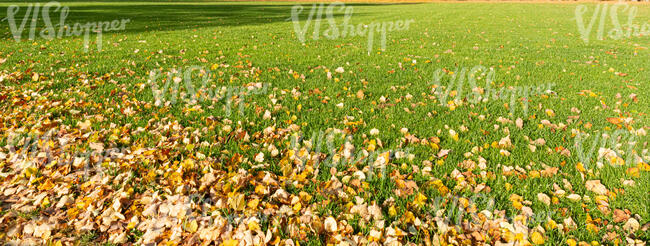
[287,128,413,181]
[575,2,649,44]
[430,65,496,106]
[573,128,648,170]
[148,65,269,117]
[1,1,130,52]
[429,65,555,117]
[289,2,414,55]
[4,130,132,179]
[425,193,558,227]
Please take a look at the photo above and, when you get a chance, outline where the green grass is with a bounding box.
[0,1,648,245]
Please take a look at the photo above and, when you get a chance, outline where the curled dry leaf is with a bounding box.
[324,217,337,233]
[585,180,608,195]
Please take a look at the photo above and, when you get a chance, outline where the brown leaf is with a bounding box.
[585,180,608,195]
[606,117,622,125]
[356,90,365,99]
[613,209,629,223]
[437,149,450,158]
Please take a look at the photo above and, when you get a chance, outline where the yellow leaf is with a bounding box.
[552,196,559,205]
[169,172,183,186]
[586,223,599,233]
[429,142,439,150]
[181,159,195,170]
[228,193,245,211]
[545,109,555,117]
[502,231,514,242]
[438,186,449,195]
[299,191,312,202]
[221,239,238,246]
[509,194,523,209]
[41,197,50,208]
[255,185,266,195]
[248,221,260,231]
[378,151,390,164]
[67,207,80,217]
[529,170,540,178]
[576,162,586,173]
[367,140,376,152]
[38,179,54,191]
[46,160,58,169]
[567,239,577,246]
[514,232,524,241]
[403,211,415,223]
[127,221,136,230]
[545,219,557,230]
[530,231,545,245]
[413,193,427,207]
[23,167,37,178]
[247,199,259,209]
[186,220,198,232]
[639,162,650,171]
[388,206,397,216]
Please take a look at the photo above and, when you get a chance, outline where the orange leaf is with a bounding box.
[606,118,622,125]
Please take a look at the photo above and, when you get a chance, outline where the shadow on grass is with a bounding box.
[0,2,417,38]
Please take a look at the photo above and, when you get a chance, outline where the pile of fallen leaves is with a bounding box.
[1,62,649,246]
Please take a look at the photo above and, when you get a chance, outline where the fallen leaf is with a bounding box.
[585,180,608,195]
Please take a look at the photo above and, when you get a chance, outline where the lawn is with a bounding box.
[0,1,648,245]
